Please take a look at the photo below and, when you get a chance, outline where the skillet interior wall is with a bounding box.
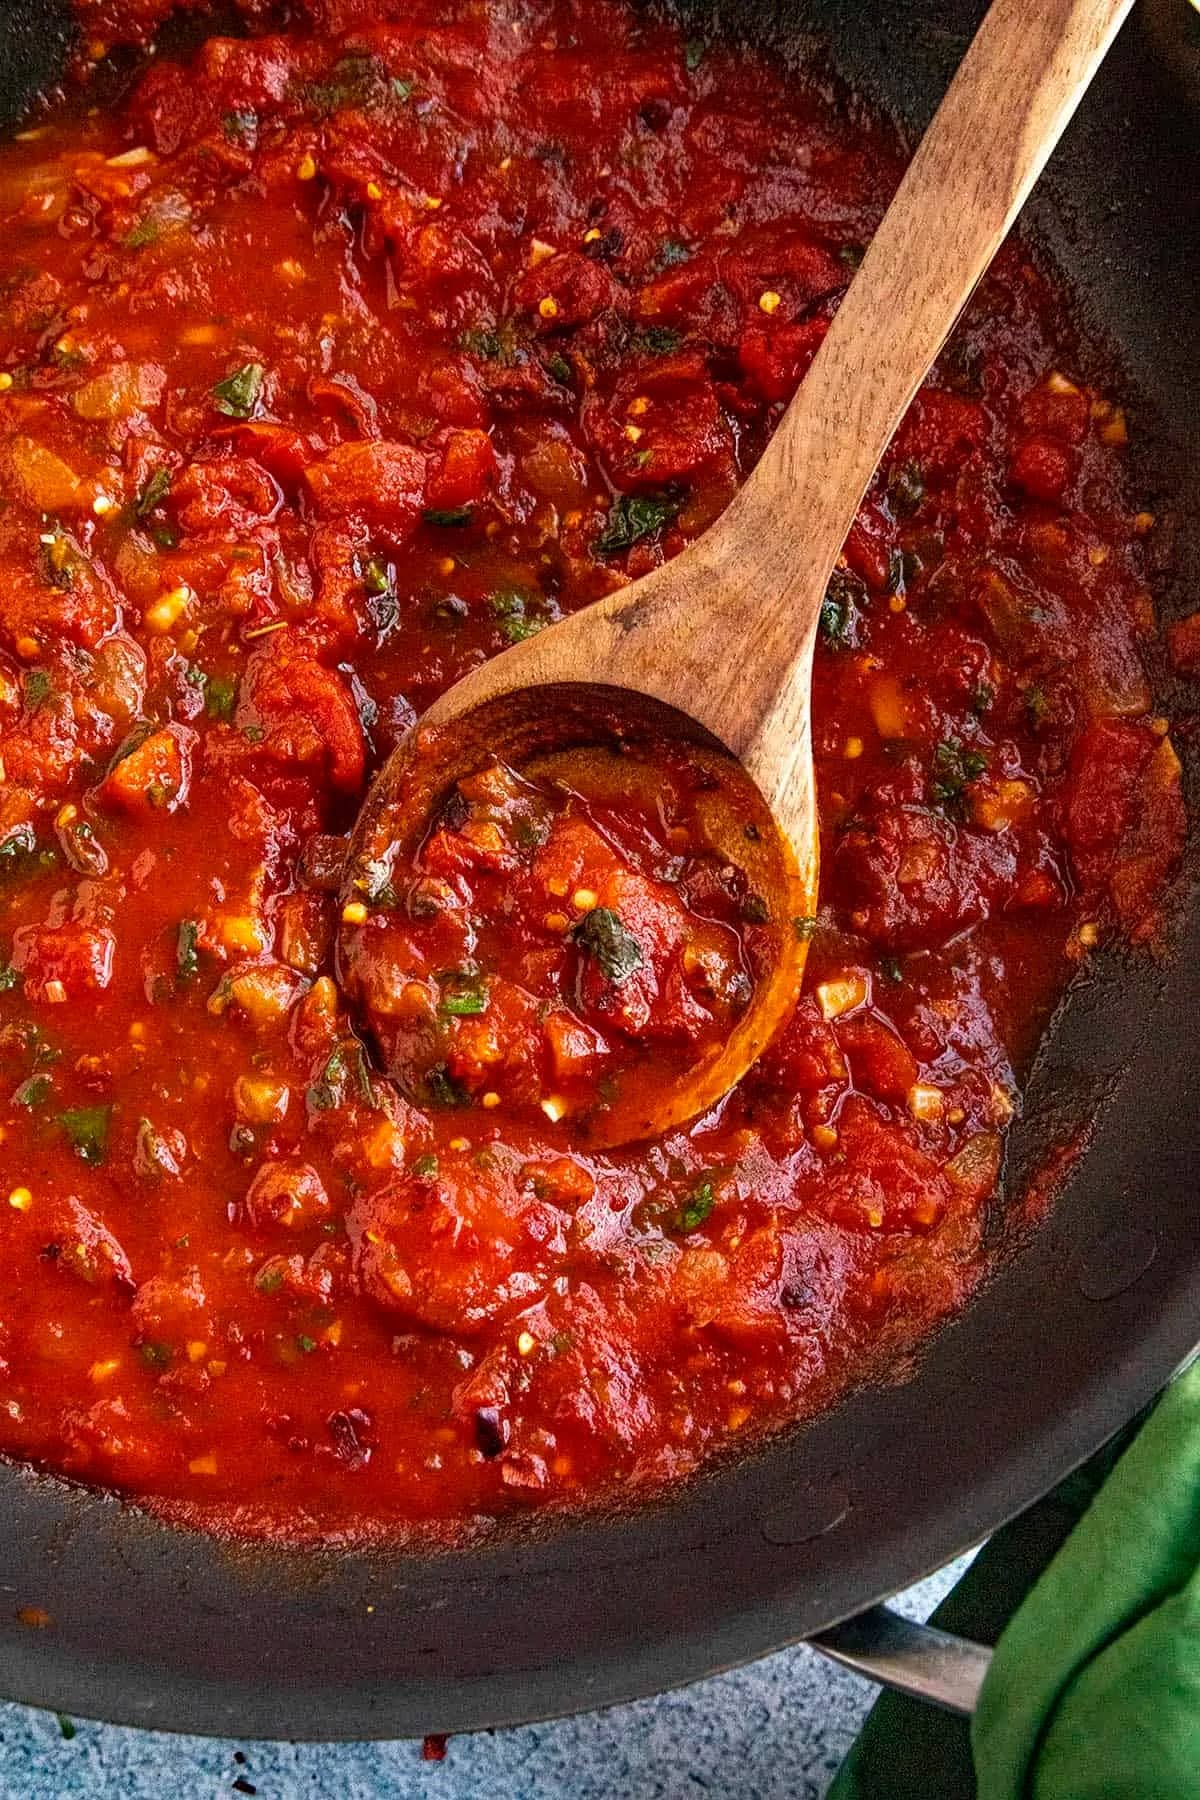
[0,0,1196,1745]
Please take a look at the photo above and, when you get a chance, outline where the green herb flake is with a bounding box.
[740,892,769,925]
[211,362,264,419]
[221,109,257,143]
[56,1714,76,1741]
[459,326,504,360]
[203,674,237,722]
[438,970,489,1018]
[422,505,473,528]
[176,919,201,980]
[0,964,21,993]
[0,824,37,865]
[489,587,548,643]
[1025,684,1050,728]
[412,1153,439,1178]
[792,914,818,940]
[673,1177,716,1234]
[819,566,865,650]
[135,466,171,518]
[123,215,161,251]
[573,905,643,984]
[256,1263,286,1295]
[296,1334,317,1354]
[930,738,988,816]
[139,1340,173,1369]
[654,238,691,270]
[636,325,682,355]
[879,953,904,984]
[307,1046,345,1112]
[424,1063,470,1109]
[23,668,51,709]
[970,680,996,717]
[594,492,680,557]
[59,1104,112,1165]
[685,37,706,69]
[363,556,392,595]
[13,1073,52,1108]
[887,460,925,514]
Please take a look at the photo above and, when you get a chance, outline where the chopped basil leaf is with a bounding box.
[594,492,680,556]
[1025,684,1050,728]
[412,1153,439,1178]
[307,1046,344,1111]
[176,919,201,980]
[819,566,865,650]
[24,668,51,708]
[422,505,473,528]
[221,109,257,143]
[307,1041,375,1111]
[0,824,37,863]
[363,556,392,594]
[930,738,988,816]
[887,460,925,514]
[135,466,171,517]
[673,1177,715,1233]
[573,906,643,984]
[459,326,504,359]
[59,1103,112,1165]
[654,238,691,270]
[489,588,550,643]
[792,914,818,940]
[296,1334,317,1354]
[438,969,489,1017]
[211,362,264,419]
[424,1063,470,1108]
[13,1073,52,1108]
[204,674,237,722]
[636,325,682,355]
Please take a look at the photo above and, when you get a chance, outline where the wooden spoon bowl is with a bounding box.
[338,683,815,1146]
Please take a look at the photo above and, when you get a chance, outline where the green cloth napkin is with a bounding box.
[830,1359,1200,1799]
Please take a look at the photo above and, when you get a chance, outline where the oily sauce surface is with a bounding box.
[0,0,1186,1541]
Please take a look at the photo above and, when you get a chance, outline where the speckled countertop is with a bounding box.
[0,1562,967,1799]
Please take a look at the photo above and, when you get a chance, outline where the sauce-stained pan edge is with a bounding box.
[0,0,1195,1740]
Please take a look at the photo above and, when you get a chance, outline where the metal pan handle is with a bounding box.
[808,1605,992,1716]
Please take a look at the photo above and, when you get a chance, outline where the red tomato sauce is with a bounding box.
[0,0,1185,1543]
[346,750,771,1132]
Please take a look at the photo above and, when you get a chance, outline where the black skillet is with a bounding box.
[0,0,1196,1740]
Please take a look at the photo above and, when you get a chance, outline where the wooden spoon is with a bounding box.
[340,0,1132,1145]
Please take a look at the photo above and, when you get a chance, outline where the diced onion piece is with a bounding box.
[908,1083,944,1121]
[816,971,868,1020]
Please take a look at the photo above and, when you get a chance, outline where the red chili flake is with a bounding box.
[421,1734,448,1762]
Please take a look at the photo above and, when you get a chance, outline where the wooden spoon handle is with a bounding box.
[677,0,1133,798]
[747,0,1135,578]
